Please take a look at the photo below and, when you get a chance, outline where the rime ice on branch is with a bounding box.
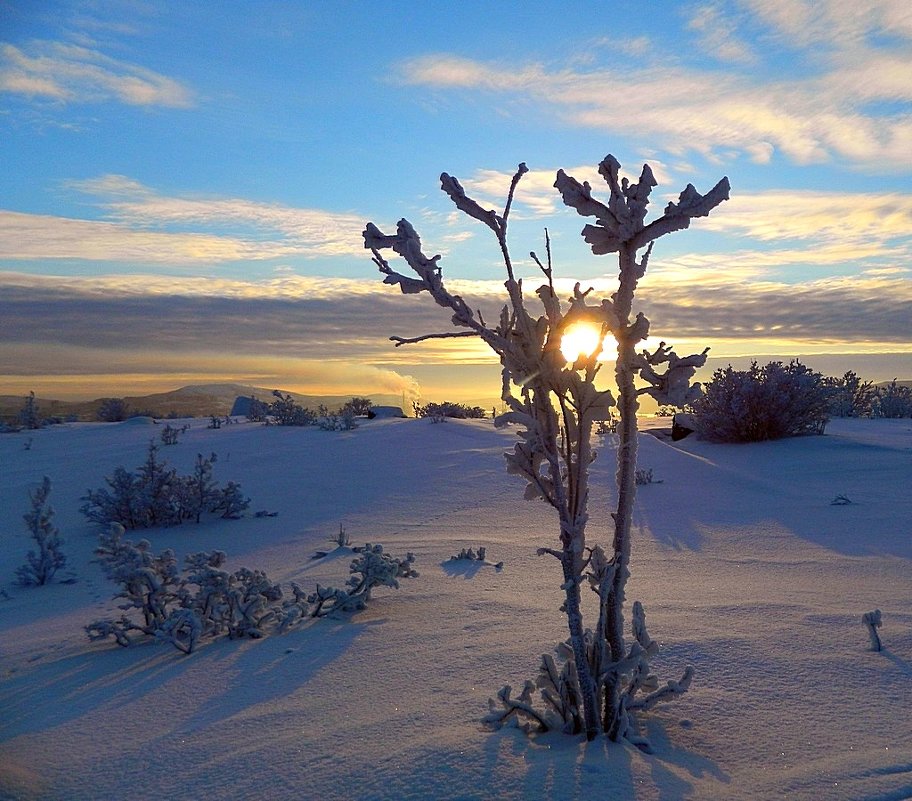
[364,154,728,743]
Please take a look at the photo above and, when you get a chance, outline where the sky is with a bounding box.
[1,0,911,406]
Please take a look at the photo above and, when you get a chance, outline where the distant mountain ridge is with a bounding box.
[0,383,408,423]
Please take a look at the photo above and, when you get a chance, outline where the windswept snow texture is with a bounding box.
[1,416,910,800]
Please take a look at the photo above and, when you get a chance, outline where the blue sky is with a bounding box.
[2,0,911,403]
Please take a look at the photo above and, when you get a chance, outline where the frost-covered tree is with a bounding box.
[15,476,67,586]
[364,154,728,743]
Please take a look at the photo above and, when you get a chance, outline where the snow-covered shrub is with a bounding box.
[307,544,418,617]
[88,526,293,653]
[342,397,373,417]
[15,476,67,586]
[97,397,129,422]
[450,546,487,561]
[87,528,416,652]
[692,360,830,442]
[18,391,41,430]
[160,424,181,445]
[825,371,875,418]
[634,468,660,485]
[415,401,487,420]
[270,391,317,426]
[332,524,351,547]
[365,153,726,742]
[81,441,249,529]
[871,380,912,418]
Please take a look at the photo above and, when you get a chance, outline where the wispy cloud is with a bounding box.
[0,176,368,264]
[686,4,759,64]
[399,3,912,171]
[0,41,194,107]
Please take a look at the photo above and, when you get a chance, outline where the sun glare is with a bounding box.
[560,321,611,362]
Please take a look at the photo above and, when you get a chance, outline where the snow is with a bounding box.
[1,416,910,800]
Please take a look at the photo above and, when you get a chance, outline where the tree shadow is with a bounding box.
[441,560,498,580]
[480,723,728,800]
[0,616,361,742]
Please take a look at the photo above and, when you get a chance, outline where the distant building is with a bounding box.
[367,406,407,419]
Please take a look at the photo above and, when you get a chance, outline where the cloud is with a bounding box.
[687,4,759,65]
[0,176,368,264]
[2,268,910,377]
[703,190,912,246]
[0,41,194,107]
[398,4,912,171]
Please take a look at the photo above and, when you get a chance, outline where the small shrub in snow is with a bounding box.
[160,424,181,445]
[332,524,351,547]
[414,401,487,420]
[15,476,67,586]
[862,609,883,651]
[692,360,830,442]
[307,544,418,617]
[342,397,373,417]
[871,380,912,418]
[824,371,875,418]
[634,468,661,485]
[87,528,417,653]
[270,391,317,426]
[97,397,129,422]
[451,546,487,561]
[81,441,250,529]
[18,391,41,430]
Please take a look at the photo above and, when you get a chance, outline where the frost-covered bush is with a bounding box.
[15,476,67,586]
[18,391,41,430]
[97,397,129,422]
[160,424,181,445]
[414,401,487,420]
[365,153,726,742]
[692,360,830,442]
[824,371,874,418]
[80,441,250,529]
[87,527,417,653]
[270,391,317,426]
[871,380,912,418]
[307,544,418,617]
[342,397,373,417]
[450,546,487,561]
[315,404,359,431]
[87,525,290,654]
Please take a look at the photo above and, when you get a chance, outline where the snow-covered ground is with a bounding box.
[1,415,910,801]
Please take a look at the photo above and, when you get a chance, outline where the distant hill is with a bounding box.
[0,384,407,423]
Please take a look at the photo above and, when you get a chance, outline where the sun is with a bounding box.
[560,321,611,362]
